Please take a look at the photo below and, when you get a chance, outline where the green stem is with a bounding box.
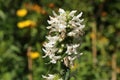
[65,68,70,80]
[61,61,70,80]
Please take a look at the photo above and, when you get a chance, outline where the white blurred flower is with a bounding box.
[42,8,85,79]
[67,31,76,37]
[46,35,59,42]
[66,44,80,55]
[68,56,77,66]
[49,54,61,64]
[42,74,55,80]
[59,8,65,14]
[42,47,58,58]
[42,74,63,80]
[47,9,67,33]
[52,11,58,17]
[47,16,58,24]
[69,10,77,17]
[43,41,55,48]
[68,25,85,37]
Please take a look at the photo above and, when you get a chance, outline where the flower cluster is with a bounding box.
[42,8,85,79]
[43,8,84,64]
[17,20,36,28]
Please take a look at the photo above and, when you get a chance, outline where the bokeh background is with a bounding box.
[0,0,120,80]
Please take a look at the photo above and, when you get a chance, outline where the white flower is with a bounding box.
[76,12,83,18]
[69,10,77,17]
[66,44,80,55]
[47,16,58,24]
[67,31,76,37]
[68,12,84,28]
[43,41,55,48]
[42,74,55,80]
[46,35,59,42]
[43,8,85,65]
[42,47,58,58]
[52,11,58,17]
[59,8,65,15]
[67,24,85,37]
[42,74,63,80]
[49,54,61,64]
[42,9,85,80]
[47,9,67,33]
[68,56,77,66]
[58,78,63,80]
[58,24,66,32]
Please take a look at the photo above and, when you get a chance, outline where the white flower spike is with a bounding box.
[42,8,85,79]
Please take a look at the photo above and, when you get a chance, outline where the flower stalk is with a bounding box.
[27,47,33,80]
[42,8,85,80]
[65,68,70,80]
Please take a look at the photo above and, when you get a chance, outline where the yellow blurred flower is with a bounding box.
[29,51,40,59]
[16,9,27,17]
[17,20,36,28]
[99,36,109,46]
[90,32,96,39]
[70,63,78,71]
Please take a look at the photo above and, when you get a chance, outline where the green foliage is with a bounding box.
[0,0,120,80]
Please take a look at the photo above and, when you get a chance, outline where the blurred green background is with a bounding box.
[0,0,120,80]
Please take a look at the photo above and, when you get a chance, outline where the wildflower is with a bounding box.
[46,35,59,43]
[69,10,77,17]
[67,25,84,37]
[17,20,36,28]
[42,74,63,80]
[47,9,67,33]
[42,47,58,58]
[16,9,27,17]
[42,8,85,80]
[29,51,40,59]
[66,44,80,55]
[49,54,61,64]
[43,8,85,66]
[42,74,55,80]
